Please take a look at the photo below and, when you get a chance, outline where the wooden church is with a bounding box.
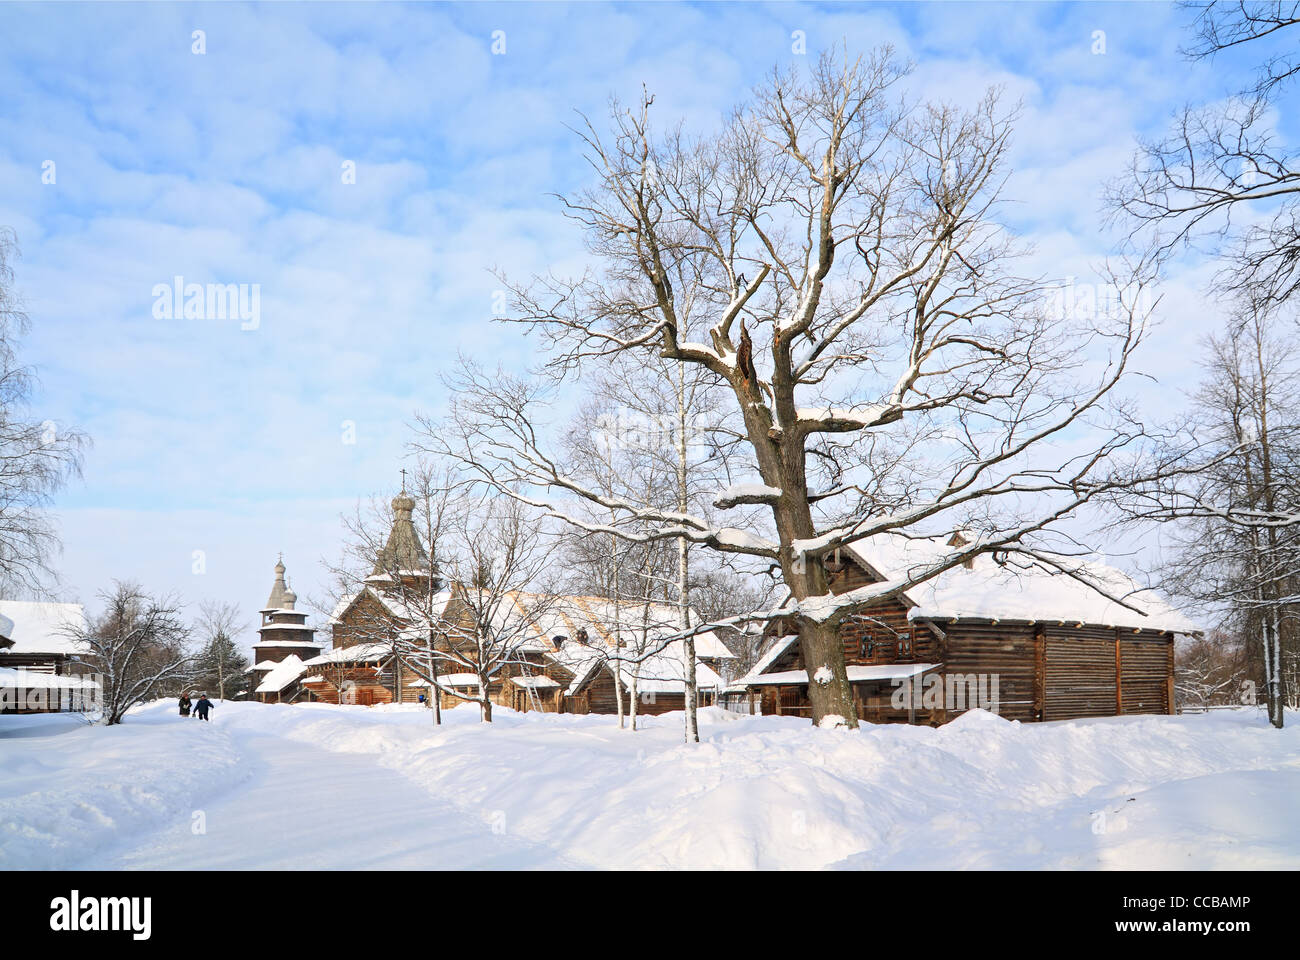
[733,533,1197,725]
[247,558,322,703]
[298,488,733,714]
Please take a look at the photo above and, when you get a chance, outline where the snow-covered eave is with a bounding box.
[735,634,800,687]
[743,663,940,687]
[908,610,1200,636]
[510,675,561,690]
[563,659,605,697]
[0,667,100,690]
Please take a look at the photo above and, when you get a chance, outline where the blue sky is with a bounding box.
[0,1,1285,650]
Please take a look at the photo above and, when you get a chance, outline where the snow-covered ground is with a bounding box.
[3,701,1297,869]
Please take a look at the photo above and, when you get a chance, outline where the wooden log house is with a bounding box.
[734,533,1196,724]
[299,489,732,714]
[0,600,99,714]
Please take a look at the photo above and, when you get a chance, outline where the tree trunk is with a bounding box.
[429,640,442,726]
[1269,608,1284,728]
[676,363,700,744]
[798,618,857,727]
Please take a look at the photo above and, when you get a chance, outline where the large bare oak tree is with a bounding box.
[429,51,1155,728]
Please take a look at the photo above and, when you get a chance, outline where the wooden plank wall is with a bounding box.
[945,622,1038,722]
[1119,636,1171,715]
[1044,625,1117,720]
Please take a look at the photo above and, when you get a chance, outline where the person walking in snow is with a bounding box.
[179,693,192,717]
[194,695,214,721]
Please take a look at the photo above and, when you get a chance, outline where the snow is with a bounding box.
[795,405,887,428]
[0,600,88,656]
[837,535,1197,634]
[509,675,560,690]
[714,482,781,507]
[302,643,391,665]
[254,655,307,694]
[0,667,100,689]
[744,634,800,681]
[746,663,937,686]
[3,701,1297,869]
[410,674,481,688]
[714,528,778,552]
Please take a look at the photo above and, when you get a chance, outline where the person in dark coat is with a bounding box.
[178,693,192,717]
[194,695,214,721]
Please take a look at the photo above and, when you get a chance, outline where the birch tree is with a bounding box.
[547,359,734,737]
[421,50,1154,728]
[0,228,86,593]
[1110,305,1299,727]
[193,601,248,702]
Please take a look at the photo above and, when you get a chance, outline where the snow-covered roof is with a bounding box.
[329,586,453,627]
[510,675,560,690]
[255,655,307,694]
[565,639,726,695]
[738,635,800,687]
[841,534,1197,634]
[301,643,391,666]
[423,673,484,688]
[252,638,321,648]
[744,663,939,686]
[249,660,278,672]
[0,667,100,690]
[256,623,316,633]
[485,591,734,659]
[0,601,89,656]
[562,659,605,697]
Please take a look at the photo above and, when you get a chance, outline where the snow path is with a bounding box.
[92,723,576,870]
[5,701,1298,869]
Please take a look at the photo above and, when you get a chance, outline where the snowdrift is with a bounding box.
[3,702,1297,869]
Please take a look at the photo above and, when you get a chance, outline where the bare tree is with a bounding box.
[1110,3,1300,310]
[1109,305,1300,727]
[69,582,192,725]
[329,469,561,723]
[543,358,737,737]
[0,228,87,594]
[404,495,559,722]
[420,50,1154,728]
[194,601,248,702]
[1175,629,1251,712]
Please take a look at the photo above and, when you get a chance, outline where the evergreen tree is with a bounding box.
[193,601,250,701]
